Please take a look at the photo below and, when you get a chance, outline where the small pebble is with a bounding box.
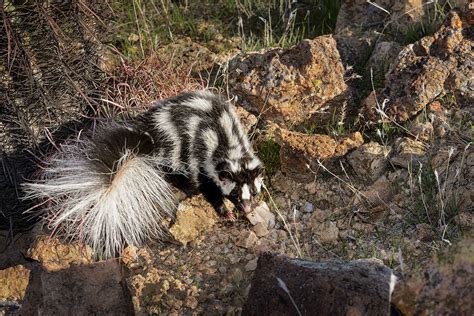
[303,201,314,213]
[235,231,257,249]
[253,222,269,237]
[244,258,258,272]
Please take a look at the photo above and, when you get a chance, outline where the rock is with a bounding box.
[359,176,394,206]
[276,128,364,181]
[234,105,258,133]
[0,265,30,301]
[19,261,134,315]
[0,230,35,270]
[235,231,258,249]
[302,202,314,213]
[366,41,402,75]
[310,208,327,224]
[246,201,275,229]
[390,137,427,168]
[392,237,474,315]
[312,221,339,245]
[252,222,269,237]
[334,29,377,68]
[347,142,391,182]
[184,296,198,309]
[361,11,472,123]
[170,195,219,245]
[228,36,347,124]
[121,245,139,267]
[408,121,434,141]
[242,253,394,315]
[334,1,423,66]
[335,1,426,34]
[27,236,93,271]
[244,258,258,272]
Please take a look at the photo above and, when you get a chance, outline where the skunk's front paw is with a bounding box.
[216,205,236,222]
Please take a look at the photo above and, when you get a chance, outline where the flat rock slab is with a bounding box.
[19,261,134,315]
[243,253,394,316]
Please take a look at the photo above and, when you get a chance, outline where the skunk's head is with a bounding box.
[216,158,265,213]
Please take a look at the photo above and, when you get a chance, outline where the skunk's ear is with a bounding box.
[252,165,265,178]
[216,161,234,182]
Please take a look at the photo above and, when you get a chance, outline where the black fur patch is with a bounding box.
[87,122,155,175]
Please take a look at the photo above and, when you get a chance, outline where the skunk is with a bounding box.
[23,90,264,258]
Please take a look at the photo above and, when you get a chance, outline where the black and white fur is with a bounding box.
[23,91,264,258]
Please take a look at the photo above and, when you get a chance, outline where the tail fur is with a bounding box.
[22,123,177,258]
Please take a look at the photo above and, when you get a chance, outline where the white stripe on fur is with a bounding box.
[241,184,251,200]
[183,97,213,112]
[219,110,241,149]
[202,128,220,182]
[254,176,263,193]
[154,110,182,171]
[187,115,203,183]
[246,157,262,170]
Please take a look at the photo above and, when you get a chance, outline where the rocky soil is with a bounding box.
[1,1,473,315]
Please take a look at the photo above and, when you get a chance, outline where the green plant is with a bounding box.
[256,138,280,177]
[401,0,452,44]
[237,0,342,50]
[410,148,467,244]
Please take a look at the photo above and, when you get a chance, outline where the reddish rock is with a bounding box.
[275,128,364,180]
[347,142,391,182]
[390,137,427,169]
[361,11,473,123]
[392,237,474,315]
[228,36,347,124]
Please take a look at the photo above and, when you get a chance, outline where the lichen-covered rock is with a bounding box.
[228,36,347,124]
[334,0,424,66]
[390,137,427,168]
[234,106,258,133]
[27,236,93,271]
[361,11,473,123]
[275,127,364,180]
[169,195,219,245]
[0,265,30,302]
[392,237,474,315]
[408,121,434,142]
[347,142,391,182]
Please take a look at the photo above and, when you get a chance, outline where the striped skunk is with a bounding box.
[22,91,264,258]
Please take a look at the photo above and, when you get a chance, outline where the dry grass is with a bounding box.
[98,54,208,119]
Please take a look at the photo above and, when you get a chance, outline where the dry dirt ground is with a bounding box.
[1,1,473,315]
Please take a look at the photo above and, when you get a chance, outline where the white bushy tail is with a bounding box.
[22,125,177,258]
